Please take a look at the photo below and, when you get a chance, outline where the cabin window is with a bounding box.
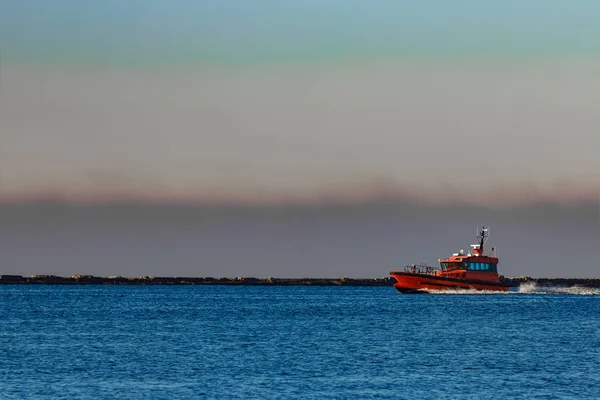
[477,263,487,271]
[469,262,491,271]
[468,262,496,271]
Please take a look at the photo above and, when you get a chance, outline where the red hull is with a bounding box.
[390,271,510,294]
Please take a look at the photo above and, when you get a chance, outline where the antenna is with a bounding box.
[476,226,490,254]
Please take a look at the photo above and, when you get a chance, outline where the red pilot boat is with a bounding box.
[390,226,510,294]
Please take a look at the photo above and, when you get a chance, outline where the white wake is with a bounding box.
[423,283,600,295]
[516,282,600,295]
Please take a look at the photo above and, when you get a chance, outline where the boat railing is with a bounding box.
[403,264,439,275]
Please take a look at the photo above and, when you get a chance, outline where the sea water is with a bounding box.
[1,285,599,399]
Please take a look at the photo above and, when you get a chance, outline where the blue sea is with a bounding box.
[1,285,599,399]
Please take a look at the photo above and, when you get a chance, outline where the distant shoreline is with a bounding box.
[1,274,600,288]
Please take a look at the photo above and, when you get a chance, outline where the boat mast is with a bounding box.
[477,226,489,254]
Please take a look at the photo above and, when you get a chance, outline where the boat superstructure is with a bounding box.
[390,226,510,293]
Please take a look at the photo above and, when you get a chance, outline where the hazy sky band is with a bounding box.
[2,0,600,66]
[2,59,599,207]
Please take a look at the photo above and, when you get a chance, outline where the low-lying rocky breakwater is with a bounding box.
[1,274,600,287]
[0,274,395,286]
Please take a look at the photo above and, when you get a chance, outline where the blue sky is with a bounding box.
[2,0,600,64]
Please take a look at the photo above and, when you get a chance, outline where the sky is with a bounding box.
[0,1,598,277]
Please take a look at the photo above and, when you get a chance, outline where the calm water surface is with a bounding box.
[1,285,599,399]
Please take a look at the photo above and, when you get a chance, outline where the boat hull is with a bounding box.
[390,271,510,293]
